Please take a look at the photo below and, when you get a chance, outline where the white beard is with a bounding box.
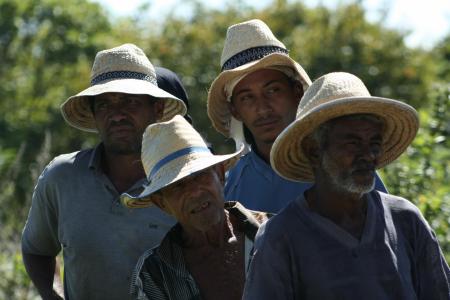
[321,151,375,195]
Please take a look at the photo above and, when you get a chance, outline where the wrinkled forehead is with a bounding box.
[326,114,385,138]
[161,166,218,194]
[94,92,153,102]
[329,114,384,127]
[226,67,296,100]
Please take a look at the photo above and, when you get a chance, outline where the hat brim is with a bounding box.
[121,147,243,208]
[270,96,419,182]
[61,78,187,132]
[207,53,311,137]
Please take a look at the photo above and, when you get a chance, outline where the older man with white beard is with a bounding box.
[243,72,450,300]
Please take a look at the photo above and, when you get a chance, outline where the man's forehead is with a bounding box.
[329,115,384,135]
[234,68,290,91]
[95,92,150,101]
[163,166,216,190]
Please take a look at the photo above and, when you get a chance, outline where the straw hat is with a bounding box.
[121,115,242,208]
[270,72,419,182]
[61,44,187,132]
[207,19,312,142]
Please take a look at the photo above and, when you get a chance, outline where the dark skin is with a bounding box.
[22,92,164,299]
[93,92,164,193]
[152,164,245,300]
[302,117,383,239]
[229,69,303,163]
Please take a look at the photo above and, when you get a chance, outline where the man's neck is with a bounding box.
[101,149,145,194]
[253,141,273,163]
[182,210,236,249]
[306,184,368,239]
[182,211,245,300]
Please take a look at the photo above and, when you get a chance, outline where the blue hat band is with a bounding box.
[148,146,211,180]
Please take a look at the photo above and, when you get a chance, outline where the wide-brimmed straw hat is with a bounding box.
[271,72,419,182]
[121,115,242,208]
[207,19,312,141]
[61,44,187,132]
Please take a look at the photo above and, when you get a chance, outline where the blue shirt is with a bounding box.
[243,191,450,300]
[225,150,387,213]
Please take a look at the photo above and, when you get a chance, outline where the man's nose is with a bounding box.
[359,143,380,161]
[108,106,128,122]
[255,96,273,116]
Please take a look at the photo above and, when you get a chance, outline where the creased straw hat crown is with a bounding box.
[220,19,286,68]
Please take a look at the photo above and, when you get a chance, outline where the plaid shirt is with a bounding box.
[130,202,269,300]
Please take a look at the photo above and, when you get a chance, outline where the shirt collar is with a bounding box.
[88,143,104,171]
[248,150,275,181]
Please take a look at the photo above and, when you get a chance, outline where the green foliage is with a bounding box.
[380,84,450,260]
[0,0,112,296]
[1,0,449,297]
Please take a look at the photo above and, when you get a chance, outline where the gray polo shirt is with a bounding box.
[22,145,175,300]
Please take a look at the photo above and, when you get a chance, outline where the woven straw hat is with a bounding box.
[61,44,187,132]
[207,19,312,140]
[270,72,419,182]
[121,115,242,208]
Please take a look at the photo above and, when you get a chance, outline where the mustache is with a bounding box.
[351,161,376,173]
[186,192,211,211]
[252,115,281,127]
[107,119,135,131]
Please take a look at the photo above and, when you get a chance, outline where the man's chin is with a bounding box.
[104,142,141,155]
[344,179,375,194]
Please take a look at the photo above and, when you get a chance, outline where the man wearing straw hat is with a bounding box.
[121,115,268,300]
[208,19,387,213]
[243,72,450,299]
[21,44,187,300]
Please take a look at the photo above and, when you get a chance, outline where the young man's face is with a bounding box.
[92,92,164,155]
[317,117,383,194]
[154,165,226,234]
[229,69,303,147]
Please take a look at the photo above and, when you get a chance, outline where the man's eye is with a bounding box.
[95,102,108,111]
[128,98,140,105]
[267,87,279,94]
[238,95,252,103]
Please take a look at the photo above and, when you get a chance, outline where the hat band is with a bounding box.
[149,146,211,180]
[91,70,157,86]
[221,46,289,71]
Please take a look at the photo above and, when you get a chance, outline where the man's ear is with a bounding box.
[154,99,165,120]
[213,163,226,185]
[302,136,320,168]
[293,82,304,103]
[151,192,171,215]
[228,101,243,122]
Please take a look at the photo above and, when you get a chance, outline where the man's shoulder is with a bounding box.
[376,191,421,215]
[41,148,94,176]
[375,191,427,230]
[258,200,302,236]
[227,152,252,177]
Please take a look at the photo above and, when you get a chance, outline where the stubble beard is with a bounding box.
[103,134,142,155]
[321,151,375,195]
